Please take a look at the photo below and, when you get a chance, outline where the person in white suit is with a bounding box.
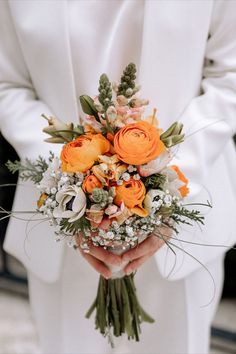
[1,0,236,353]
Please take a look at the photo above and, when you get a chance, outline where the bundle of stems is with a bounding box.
[86,273,154,347]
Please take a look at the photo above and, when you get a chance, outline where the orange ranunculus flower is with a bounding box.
[60,134,110,173]
[82,174,103,193]
[113,121,165,165]
[171,165,189,197]
[114,178,148,217]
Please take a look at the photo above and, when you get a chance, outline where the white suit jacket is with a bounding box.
[0,0,236,283]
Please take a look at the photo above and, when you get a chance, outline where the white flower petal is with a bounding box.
[69,205,86,222]
[72,189,86,213]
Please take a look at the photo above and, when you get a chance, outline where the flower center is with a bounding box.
[66,196,75,211]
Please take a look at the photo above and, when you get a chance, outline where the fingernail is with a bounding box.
[126,269,132,276]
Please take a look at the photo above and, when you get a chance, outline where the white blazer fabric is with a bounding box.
[0,0,236,283]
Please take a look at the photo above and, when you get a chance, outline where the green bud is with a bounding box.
[126,88,133,97]
[73,125,85,135]
[117,63,137,97]
[79,95,99,121]
[42,115,74,141]
[98,74,113,111]
[160,122,184,147]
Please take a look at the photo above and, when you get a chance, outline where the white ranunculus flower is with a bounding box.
[144,189,165,214]
[38,157,61,190]
[53,185,86,222]
[162,167,184,197]
[137,151,173,177]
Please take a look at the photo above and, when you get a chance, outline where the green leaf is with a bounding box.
[160,122,185,147]
[6,156,49,183]
[59,216,90,234]
[79,95,100,121]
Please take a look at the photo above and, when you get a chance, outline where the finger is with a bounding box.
[80,251,112,279]
[124,254,151,275]
[122,236,163,262]
[76,233,122,266]
[89,245,122,266]
[154,225,172,240]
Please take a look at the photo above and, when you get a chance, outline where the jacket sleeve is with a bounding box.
[0,1,59,159]
[0,1,64,283]
[155,0,236,280]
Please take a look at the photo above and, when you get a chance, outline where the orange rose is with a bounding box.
[114,178,148,217]
[60,134,110,173]
[171,165,189,197]
[82,174,103,193]
[114,121,165,165]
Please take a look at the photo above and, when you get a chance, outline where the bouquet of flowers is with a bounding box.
[5,63,210,345]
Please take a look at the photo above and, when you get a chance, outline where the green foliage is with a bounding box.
[6,156,49,183]
[143,173,166,190]
[48,151,55,162]
[73,125,85,136]
[47,126,85,140]
[160,122,185,148]
[59,216,90,235]
[117,63,137,98]
[172,205,206,226]
[91,188,110,208]
[79,95,100,121]
[98,74,113,111]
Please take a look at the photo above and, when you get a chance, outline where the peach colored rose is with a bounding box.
[60,133,110,173]
[114,121,165,165]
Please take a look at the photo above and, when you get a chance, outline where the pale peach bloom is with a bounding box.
[92,155,127,183]
[138,151,173,177]
[116,95,129,106]
[105,204,119,216]
[83,115,103,133]
[86,205,104,226]
[109,202,133,225]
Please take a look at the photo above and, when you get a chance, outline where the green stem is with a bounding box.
[85,274,154,347]
[110,280,120,336]
[104,113,114,134]
[85,298,97,319]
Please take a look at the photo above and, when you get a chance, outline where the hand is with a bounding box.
[122,226,172,275]
[76,233,122,279]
